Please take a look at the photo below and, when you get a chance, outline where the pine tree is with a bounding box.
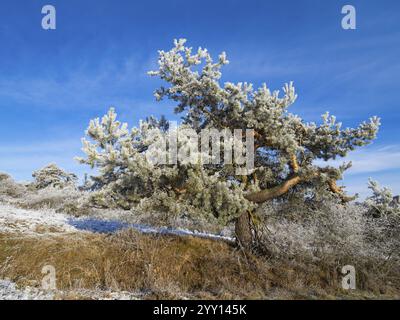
[78,39,380,248]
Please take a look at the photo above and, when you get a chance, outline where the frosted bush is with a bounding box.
[258,200,400,266]
[0,173,26,199]
[0,173,11,181]
[18,186,90,216]
[365,179,399,217]
[32,164,78,190]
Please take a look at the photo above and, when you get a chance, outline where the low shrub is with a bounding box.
[0,173,26,199]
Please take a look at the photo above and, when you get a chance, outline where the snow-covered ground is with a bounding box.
[0,204,234,241]
[0,279,141,300]
[0,203,235,300]
[68,217,234,241]
[0,279,54,300]
[0,204,76,235]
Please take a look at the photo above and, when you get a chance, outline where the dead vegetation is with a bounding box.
[0,229,398,300]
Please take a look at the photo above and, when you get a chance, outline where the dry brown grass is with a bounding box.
[0,229,398,299]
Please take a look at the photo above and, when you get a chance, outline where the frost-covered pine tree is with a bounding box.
[78,39,380,248]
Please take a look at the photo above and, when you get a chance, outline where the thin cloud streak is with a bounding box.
[0,139,86,182]
[0,55,153,110]
[317,145,400,175]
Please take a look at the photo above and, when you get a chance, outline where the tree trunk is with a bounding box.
[235,211,253,249]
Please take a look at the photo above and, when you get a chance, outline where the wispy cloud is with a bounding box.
[0,139,86,182]
[315,144,400,199]
[0,55,154,110]
[0,139,79,154]
[317,145,400,175]
[343,171,400,200]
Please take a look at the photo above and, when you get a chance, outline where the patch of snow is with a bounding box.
[0,203,234,242]
[68,217,235,242]
[0,204,77,235]
[0,279,53,300]
[0,279,140,300]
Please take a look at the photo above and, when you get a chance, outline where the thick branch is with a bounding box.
[328,180,355,203]
[245,175,302,203]
[289,154,299,173]
[173,187,187,195]
[244,172,355,205]
[253,130,273,149]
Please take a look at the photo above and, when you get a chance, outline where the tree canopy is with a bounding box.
[77,39,380,246]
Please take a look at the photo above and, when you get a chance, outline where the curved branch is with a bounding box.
[244,175,302,203]
[328,180,356,203]
[289,154,299,173]
[244,173,355,205]
[173,187,187,195]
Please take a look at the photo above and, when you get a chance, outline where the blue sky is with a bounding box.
[0,0,399,198]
